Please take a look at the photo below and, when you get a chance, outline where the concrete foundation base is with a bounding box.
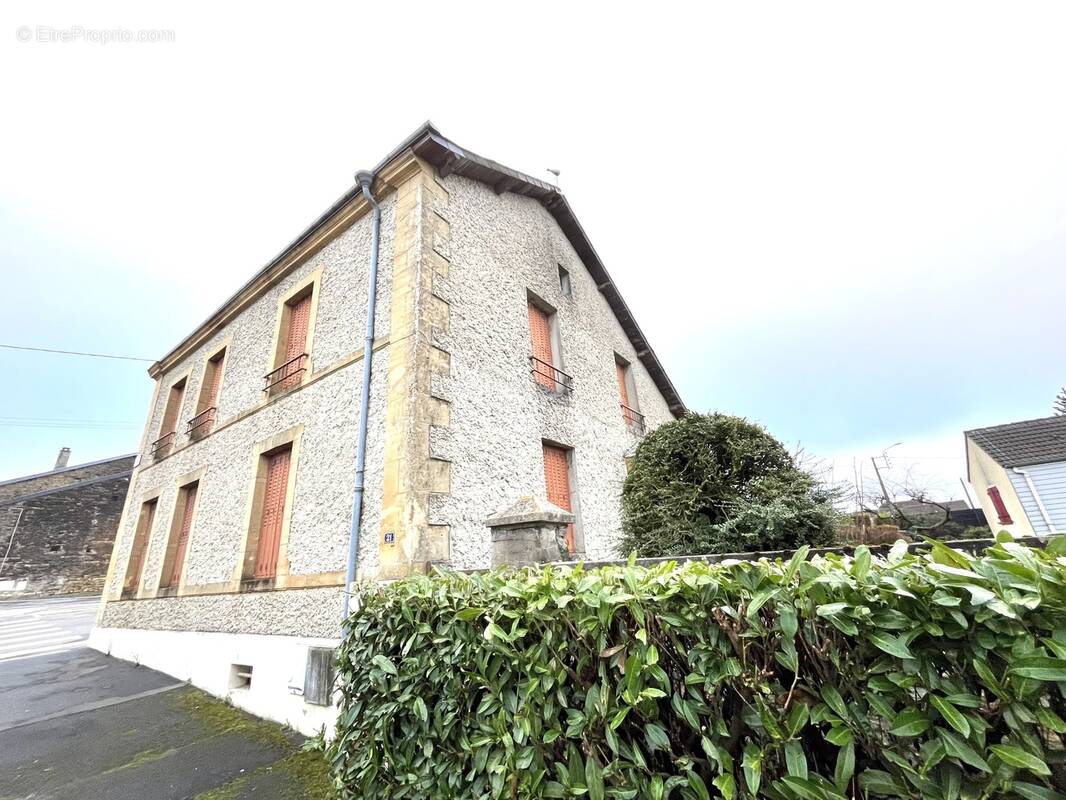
[88,626,340,737]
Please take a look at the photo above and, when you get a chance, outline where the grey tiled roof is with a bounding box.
[966,415,1066,468]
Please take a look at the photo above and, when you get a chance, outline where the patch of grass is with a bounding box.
[193,750,336,800]
[175,687,292,750]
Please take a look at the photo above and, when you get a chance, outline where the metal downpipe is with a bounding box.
[342,170,381,622]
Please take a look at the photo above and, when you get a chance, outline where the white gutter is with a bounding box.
[1012,467,1056,533]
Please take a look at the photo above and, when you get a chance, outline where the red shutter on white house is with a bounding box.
[987,486,1013,525]
[125,500,156,593]
[286,295,312,361]
[254,447,291,579]
[543,444,575,553]
[528,301,555,390]
[161,382,185,436]
[205,352,225,409]
[279,294,312,390]
[166,483,198,588]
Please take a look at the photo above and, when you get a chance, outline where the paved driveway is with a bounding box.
[0,597,332,799]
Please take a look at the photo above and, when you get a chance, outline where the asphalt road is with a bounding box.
[0,594,98,664]
[0,596,330,800]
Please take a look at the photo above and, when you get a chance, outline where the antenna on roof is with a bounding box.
[546,168,561,188]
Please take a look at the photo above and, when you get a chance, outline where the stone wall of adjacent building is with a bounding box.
[0,462,134,596]
[0,456,135,503]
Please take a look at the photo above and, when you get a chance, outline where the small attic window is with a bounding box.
[558,265,572,298]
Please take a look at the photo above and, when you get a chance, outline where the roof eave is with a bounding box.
[148,123,686,416]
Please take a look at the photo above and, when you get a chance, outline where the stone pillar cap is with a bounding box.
[484,495,575,529]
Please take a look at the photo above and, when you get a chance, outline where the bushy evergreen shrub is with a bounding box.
[619,413,837,558]
[330,536,1066,799]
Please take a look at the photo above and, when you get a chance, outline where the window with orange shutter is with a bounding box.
[528,300,555,390]
[152,378,186,458]
[543,443,576,553]
[190,349,225,439]
[253,446,291,580]
[616,362,630,407]
[161,482,198,590]
[266,291,313,394]
[615,358,645,433]
[122,499,157,598]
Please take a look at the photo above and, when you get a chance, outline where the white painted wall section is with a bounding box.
[89,626,339,737]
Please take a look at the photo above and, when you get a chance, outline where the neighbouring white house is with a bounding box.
[965,415,1066,537]
[90,122,684,734]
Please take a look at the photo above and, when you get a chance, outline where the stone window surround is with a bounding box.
[233,424,304,593]
[121,487,163,599]
[190,337,232,431]
[614,352,643,434]
[541,438,585,555]
[153,369,192,453]
[266,267,323,397]
[146,466,206,599]
[527,289,569,394]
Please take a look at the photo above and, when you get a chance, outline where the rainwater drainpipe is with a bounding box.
[342,170,381,623]
[1012,467,1056,534]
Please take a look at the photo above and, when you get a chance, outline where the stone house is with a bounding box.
[0,450,135,596]
[90,123,684,733]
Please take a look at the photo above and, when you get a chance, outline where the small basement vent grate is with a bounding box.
[229,663,253,690]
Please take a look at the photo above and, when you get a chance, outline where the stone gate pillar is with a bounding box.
[485,496,574,568]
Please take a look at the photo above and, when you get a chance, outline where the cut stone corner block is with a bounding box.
[485,495,574,568]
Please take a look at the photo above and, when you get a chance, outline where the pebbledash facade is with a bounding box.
[91,124,684,733]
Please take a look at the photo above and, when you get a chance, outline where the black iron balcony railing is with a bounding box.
[186,407,217,440]
[264,353,308,394]
[529,355,573,393]
[149,431,176,460]
[621,403,646,434]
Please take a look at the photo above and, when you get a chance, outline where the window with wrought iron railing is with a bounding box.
[149,431,176,461]
[621,403,646,434]
[264,353,308,394]
[529,355,573,393]
[186,407,217,440]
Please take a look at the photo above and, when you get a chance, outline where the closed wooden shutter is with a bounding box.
[528,301,555,390]
[287,295,311,361]
[166,483,197,588]
[161,382,185,435]
[987,486,1013,525]
[616,363,630,408]
[543,443,575,553]
[281,294,312,389]
[254,447,291,579]
[204,352,225,409]
[125,500,156,593]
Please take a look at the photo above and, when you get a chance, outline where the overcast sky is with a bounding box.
[1,1,1064,502]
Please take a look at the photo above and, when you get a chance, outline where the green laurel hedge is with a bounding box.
[329,536,1066,799]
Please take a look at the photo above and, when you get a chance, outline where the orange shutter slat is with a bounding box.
[528,302,555,390]
[167,484,197,588]
[254,448,291,579]
[542,444,575,553]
